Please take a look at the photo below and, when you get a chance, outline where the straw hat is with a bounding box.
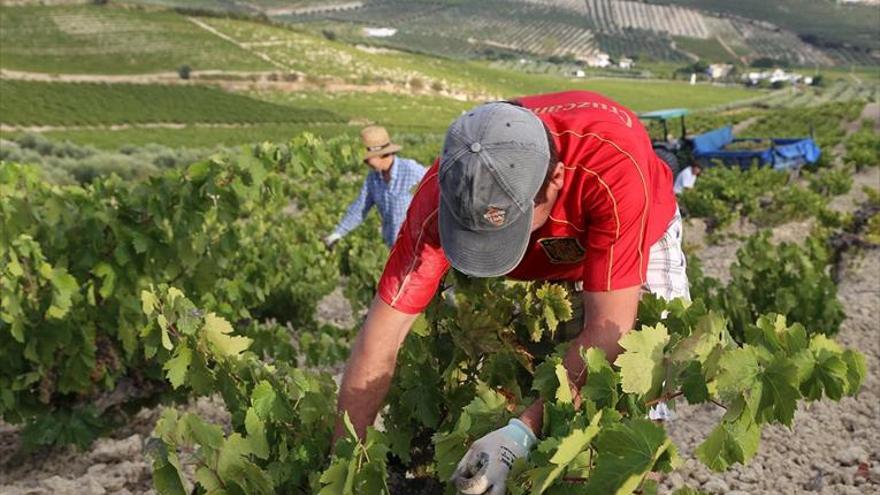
[361,125,402,160]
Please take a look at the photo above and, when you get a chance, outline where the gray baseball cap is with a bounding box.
[439,102,550,277]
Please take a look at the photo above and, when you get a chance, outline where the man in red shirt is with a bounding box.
[334,90,689,494]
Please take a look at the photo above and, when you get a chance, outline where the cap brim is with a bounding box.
[439,200,533,277]
[363,143,402,159]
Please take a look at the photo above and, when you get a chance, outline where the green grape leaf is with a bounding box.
[318,457,354,495]
[670,312,724,364]
[757,356,800,426]
[91,262,116,299]
[679,361,710,404]
[245,408,270,460]
[614,324,670,399]
[195,466,222,491]
[203,312,251,357]
[842,350,867,395]
[251,381,278,420]
[158,314,173,351]
[533,356,564,400]
[580,347,619,410]
[800,335,849,401]
[716,346,760,401]
[554,363,573,404]
[183,413,224,450]
[152,461,187,495]
[217,433,253,480]
[585,419,671,495]
[532,412,602,494]
[163,344,192,389]
[696,411,761,471]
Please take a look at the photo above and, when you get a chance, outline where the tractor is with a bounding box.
[638,108,691,177]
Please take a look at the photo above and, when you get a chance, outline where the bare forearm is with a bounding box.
[333,296,417,442]
[335,334,397,439]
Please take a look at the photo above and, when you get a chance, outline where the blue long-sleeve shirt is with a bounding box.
[332,156,427,246]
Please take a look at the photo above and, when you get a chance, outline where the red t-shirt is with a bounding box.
[378,90,677,314]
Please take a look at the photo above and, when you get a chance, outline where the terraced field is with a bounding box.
[0,4,273,74]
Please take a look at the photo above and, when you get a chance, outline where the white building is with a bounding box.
[744,69,805,85]
[707,63,733,80]
[363,27,397,38]
[619,57,634,69]
[585,52,611,68]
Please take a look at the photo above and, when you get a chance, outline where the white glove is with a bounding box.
[451,419,537,495]
[648,402,674,421]
[323,232,342,249]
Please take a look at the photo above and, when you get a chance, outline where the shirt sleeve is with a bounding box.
[333,178,375,238]
[377,163,450,314]
[581,144,650,292]
[673,167,693,194]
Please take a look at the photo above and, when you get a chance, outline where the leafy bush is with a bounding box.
[141,275,864,494]
[807,165,854,197]
[0,134,219,184]
[843,122,880,170]
[679,166,832,231]
[689,232,845,341]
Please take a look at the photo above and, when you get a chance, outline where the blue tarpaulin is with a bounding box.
[692,126,733,154]
[691,126,821,170]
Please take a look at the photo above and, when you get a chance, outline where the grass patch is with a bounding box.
[0,4,272,74]
[0,80,342,126]
[249,90,473,132]
[25,123,358,150]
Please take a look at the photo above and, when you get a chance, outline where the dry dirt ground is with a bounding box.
[664,167,880,495]
[1,169,878,494]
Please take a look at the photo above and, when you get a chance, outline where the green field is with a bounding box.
[36,123,358,150]
[250,91,473,131]
[0,4,273,74]
[0,80,341,126]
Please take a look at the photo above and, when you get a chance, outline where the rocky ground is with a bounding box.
[664,243,879,495]
[1,169,878,494]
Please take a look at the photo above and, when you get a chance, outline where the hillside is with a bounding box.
[278,0,880,66]
[651,0,880,53]
[0,4,274,74]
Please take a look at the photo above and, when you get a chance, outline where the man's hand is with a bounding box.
[451,419,537,495]
[323,232,341,250]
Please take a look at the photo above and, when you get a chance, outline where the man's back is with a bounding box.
[379,91,677,313]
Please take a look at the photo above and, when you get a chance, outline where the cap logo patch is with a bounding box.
[483,206,506,226]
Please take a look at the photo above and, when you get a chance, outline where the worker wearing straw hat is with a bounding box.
[324,126,427,248]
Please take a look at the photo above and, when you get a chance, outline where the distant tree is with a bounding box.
[409,77,425,91]
[321,30,337,41]
[771,80,789,90]
[93,0,109,5]
[751,57,789,68]
[675,60,708,76]
[811,74,825,87]
[178,65,191,80]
